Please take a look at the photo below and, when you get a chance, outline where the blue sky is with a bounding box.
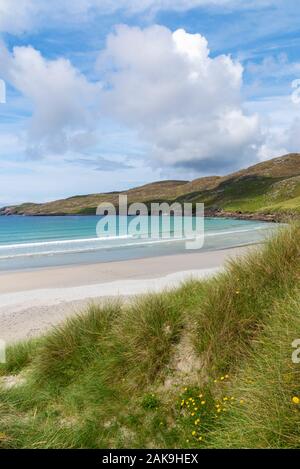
[0,0,300,204]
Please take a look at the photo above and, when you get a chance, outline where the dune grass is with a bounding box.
[0,224,300,448]
[204,290,300,448]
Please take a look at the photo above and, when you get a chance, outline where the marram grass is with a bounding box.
[0,224,300,448]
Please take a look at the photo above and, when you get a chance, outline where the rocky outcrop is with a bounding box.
[0,207,15,216]
[204,208,282,223]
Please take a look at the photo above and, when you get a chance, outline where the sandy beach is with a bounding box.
[0,246,252,343]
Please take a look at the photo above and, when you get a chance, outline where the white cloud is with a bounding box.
[2,22,296,174]
[0,0,35,34]
[0,130,25,157]
[247,53,300,80]
[0,43,100,157]
[0,25,264,171]
[97,25,261,171]
[246,94,300,161]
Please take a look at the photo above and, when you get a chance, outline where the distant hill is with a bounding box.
[2,153,300,220]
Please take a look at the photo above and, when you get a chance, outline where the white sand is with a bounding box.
[0,246,251,343]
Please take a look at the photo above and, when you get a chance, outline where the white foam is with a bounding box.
[0,224,276,261]
[0,234,132,250]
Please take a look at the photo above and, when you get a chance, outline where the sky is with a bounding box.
[0,0,300,205]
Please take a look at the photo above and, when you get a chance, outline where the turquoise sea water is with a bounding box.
[0,215,278,271]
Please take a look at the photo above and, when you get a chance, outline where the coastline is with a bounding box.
[204,209,282,223]
[0,245,252,343]
[0,210,284,223]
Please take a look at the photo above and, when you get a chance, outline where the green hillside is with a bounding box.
[2,153,300,219]
[1,224,300,448]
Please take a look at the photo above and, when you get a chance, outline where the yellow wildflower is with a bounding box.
[292,396,300,405]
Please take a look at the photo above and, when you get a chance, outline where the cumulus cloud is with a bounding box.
[243,53,300,162]
[97,25,261,171]
[1,22,285,173]
[0,43,100,157]
[0,25,263,171]
[245,91,300,162]
[258,117,300,162]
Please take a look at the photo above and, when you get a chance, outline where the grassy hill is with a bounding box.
[2,153,300,219]
[1,224,300,448]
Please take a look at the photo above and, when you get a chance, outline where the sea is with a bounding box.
[0,215,279,271]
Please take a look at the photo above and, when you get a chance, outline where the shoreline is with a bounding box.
[0,210,283,223]
[204,209,282,223]
[0,245,252,343]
